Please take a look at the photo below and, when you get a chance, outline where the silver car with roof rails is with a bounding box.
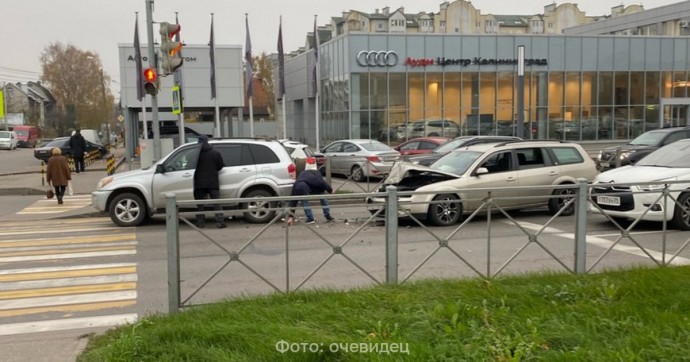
[92,138,296,227]
[367,140,597,226]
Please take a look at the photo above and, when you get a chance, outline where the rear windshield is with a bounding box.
[360,142,392,152]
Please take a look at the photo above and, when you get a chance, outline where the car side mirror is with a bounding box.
[155,164,166,174]
[475,167,489,176]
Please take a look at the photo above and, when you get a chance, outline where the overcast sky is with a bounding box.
[0,0,679,96]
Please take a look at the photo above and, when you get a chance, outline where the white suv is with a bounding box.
[93,138,296,226]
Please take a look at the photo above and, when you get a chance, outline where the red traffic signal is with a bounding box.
[143,67,159,95]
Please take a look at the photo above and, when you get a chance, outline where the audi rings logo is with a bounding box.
[356,50,398,67]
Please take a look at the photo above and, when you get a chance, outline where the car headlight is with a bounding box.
[97,176,113,189]
[633,177,676,191]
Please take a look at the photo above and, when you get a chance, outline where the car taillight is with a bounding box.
[288,163,296,179]
[366,156,381,162]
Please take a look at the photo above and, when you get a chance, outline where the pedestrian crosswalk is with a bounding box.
[16,194,94,215]
[0,217,138,336]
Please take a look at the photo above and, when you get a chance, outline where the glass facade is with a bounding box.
[308,34,690,146]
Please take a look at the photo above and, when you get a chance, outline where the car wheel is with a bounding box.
[672,192,690,231]
[243,189,276,223]
[548,184,576,216]
[350,165,366,182]
[109,192,147,227]
[351,165,365,182]
[427,194,462,226]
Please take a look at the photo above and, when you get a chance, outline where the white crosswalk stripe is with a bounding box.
[16,194,93,215]
[0,218,138,336]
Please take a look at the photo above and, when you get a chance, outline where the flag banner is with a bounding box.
[209,16,216,100]
[277,18,285,100]
[134,15,143,102]
[245,15,253,98]
[312,16,319,97]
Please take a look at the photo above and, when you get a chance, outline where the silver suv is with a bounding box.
[93,138,296,227]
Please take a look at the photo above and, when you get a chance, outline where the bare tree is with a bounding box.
[40,42,114,132]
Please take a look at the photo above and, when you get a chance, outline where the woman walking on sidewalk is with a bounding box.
[46,147,72,205]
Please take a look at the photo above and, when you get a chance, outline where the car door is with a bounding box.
[398,141,420,156]
[467,150,520,210]
[340,142,365,174]
[151,145,201,207]
[322,142,345,174]
[216,144,257,200]
[515,147,553,204]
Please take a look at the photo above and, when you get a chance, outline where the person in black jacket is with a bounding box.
[194,135,226,228]
[287,158,334,225]
[69,129,87,173]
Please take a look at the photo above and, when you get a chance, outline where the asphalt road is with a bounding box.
[1,147,689,362]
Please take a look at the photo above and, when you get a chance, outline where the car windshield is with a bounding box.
[360,142,392,152]
[629,131,666,146]
[45,139,68,147]
[15,130,28,136]
[0,131,10,138]
[430,150,483,175]
[636,141,690,168]
[432,137,473,153]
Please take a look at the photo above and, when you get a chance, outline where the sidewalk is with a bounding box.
[0,145,131,198]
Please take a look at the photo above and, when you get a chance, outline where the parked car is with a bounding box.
[320,139,400,182]
[394,137,449,156]
[399,119,460,140]
[33,137,108,162]
[367,140,597,226]
[597,126,690,170]
[13,125,40,148]
[92,138,297,227]
[0,130,18,150]
[279,139,326,173]
[552,120,610,140]
[590,138,690,230]
[408,135,522,166]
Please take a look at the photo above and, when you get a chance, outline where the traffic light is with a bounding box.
[159,22,183,75]
[143,67,159,95]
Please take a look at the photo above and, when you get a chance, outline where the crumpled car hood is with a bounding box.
[384,162,460,185]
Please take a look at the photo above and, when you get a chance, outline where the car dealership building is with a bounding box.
[283,1,690,147]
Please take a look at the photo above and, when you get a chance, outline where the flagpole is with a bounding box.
[314,15,320,150]
[209,13,220,137]
[278,16,287,139]
[245,14,254,138]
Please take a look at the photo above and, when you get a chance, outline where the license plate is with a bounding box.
[597,195,620,206]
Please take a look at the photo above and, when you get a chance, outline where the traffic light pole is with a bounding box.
[146,0,162,161]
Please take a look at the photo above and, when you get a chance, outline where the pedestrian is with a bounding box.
[194,135,226,228]
[69,129,87,173]
[45,147,72,205]
[287,158,334,225]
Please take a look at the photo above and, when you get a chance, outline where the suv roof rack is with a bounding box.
[492,139,567,147]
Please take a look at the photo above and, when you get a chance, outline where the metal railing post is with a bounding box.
[165,193,180,314]
[385,186,398,284]
[574,178,588,274]
[326,157,332,186]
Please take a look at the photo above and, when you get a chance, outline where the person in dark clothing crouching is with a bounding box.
[286,158,334,225]
[194,135,227,228]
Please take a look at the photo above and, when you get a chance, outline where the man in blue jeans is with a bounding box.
[287,158,334,225]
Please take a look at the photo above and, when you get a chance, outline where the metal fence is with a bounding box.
[165,179,690,313]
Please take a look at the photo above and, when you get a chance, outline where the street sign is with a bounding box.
[171,85,182,115]
[117,114,125,122]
